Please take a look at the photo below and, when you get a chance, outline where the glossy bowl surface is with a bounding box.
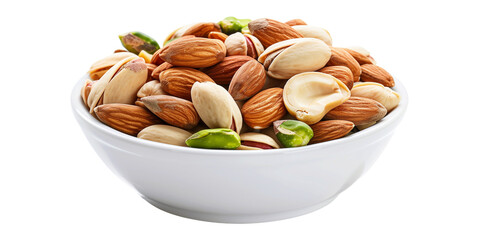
[71,76,408,223]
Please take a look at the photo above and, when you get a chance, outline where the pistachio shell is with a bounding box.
[88,52,136,80]
[238,132,280,150]
[191,82,242,133]
[138,125,191,146]
[258,38,331,79]
[103,58,148,105]
[225,32,247,56]
[292,25,332,46]
[283,72,350,124]
[351,82,400,112]
[244,34,264,57]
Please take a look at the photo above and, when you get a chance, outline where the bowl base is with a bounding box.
[142,195,338,224]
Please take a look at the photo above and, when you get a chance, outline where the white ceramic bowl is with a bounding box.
[71,77,408,223]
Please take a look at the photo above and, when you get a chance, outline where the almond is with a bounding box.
[326,47,362,82]
[182,22,221,38]
[228,59,266,100]
[241,88,286,129]
[202,55,254,85]
[159,67,214,100]
[285,19,307,26]
[151,62,174,80]
[324,97,387,126]
[360,64,395,87]
[94,103,161,135]
[158,37,226,68]
[208,31,229,42]
[342,48,373,65]
[141,95,199,129]
[309,120,355,144]
[248,18,303,48]
[318,66,354,90]
[146,63,157,81]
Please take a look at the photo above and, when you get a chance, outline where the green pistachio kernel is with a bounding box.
[185,128,241,149]
[218,17,251,35]
[118,31,160,55]
[273,120,314,148]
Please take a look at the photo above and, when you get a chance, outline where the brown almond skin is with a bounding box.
[248,18,303,48]
[285,19,307,26]
[94,104,161,136]
[159,67,214,100]
[324,97,387,126]
[208,31,229,42]
[241,88,286,129]
[310,120,355,144]
[342,48,373,65]
[141,95,199,129]
[318,66,354,90]
[202,55,254,85]
[326,47,362,82]
[183,22,221,38]
[151,62,174,80]
[150,49,165,66]
[360,64,395,87]
[158,37,226,68]
[228,60,266,100]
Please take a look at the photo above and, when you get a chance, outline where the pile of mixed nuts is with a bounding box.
[81,17,401,150]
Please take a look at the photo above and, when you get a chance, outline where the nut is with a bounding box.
[141,95,199,129]
[87,56,148,113]
[241,88,286,129]
[218,17,251,35]
[318,66,354,90]
[360,64,395,87]
[94,103,161,135]
[324,96,387,126]
[138,124,191,146]
[118,31,160,54]
[88,52,136,80]
[285,19,307,26]
[163,22,221,44]
[309,120,355,144]
[191,81,243,133]
[208,31,229,42]
[291,25,332,46]
[283,72,351,124]
[81,79,94,106]
[343,48,374,65]
[273,120,313,148]
[158,37,226,68]
[351,82,400,112]
[202,55,254,85]
[135,80,166,107]
[326,47,362,82]
[346,46,376,64]
[248,18,303,48]
[224,32,264,59]
[151,62,174,80]
[258,38,332,79]
[228,59,266,100]
[159,67,215,100]
[238,132,280,150]
[146,63,157,81]
[185,128,241,149]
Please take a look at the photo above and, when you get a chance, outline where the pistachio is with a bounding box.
[87,56,148,113]
[119,31,160,55]
[238,132,280,150]
[258,38,331,79]
[138,125,191,146]
[81,79,94,106]
[351,82,400,112]
[88,52,136,80]
[283,72,350,124]
[224,32,264,59]
[273,120,313,148]
[291,25,332,46]
[185,128,241,149]
[191,82,243,133]
[219,17,251,35]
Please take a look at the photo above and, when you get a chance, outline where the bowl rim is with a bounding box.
[71,75,408,155]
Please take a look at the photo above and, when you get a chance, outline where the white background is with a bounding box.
[1,0,479,239]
